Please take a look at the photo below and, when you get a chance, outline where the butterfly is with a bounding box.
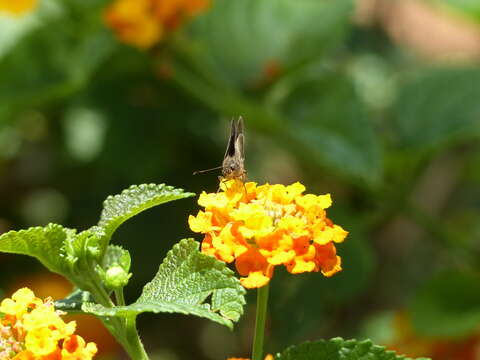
[193,117,246,182]
[221,116,246,181]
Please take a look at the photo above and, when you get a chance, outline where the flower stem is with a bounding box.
[252,283,270,360]
[115,289,126,306]
[123,316,150,360]
[81,271,149,359]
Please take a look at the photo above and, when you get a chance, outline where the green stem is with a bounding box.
[91,286,149,359]
[78,270,149,359]
[115,289,126,306]
[252,284,270,360]
[88,279,115,307]
[122,316,150,360]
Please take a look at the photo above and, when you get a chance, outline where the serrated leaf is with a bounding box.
[276,338,429,360]
[0,223,74,276]
[97,184,194,243]
[392,67,480,155]
[55,289,94,313]
[83,239,245,329]
[410,271,480,338]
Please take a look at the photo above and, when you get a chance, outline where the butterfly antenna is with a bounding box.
[193,165,224,175]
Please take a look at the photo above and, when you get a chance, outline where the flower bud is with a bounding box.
[105,266,131,289]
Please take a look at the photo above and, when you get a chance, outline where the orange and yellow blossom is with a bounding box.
[104,0,210,49]
[227,355,273,360]
[0,0,37,15]
[188,180,348,289]
[0,288,97,359]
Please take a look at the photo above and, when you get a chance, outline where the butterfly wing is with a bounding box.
[235,116,245,165]
[224,118,237,159]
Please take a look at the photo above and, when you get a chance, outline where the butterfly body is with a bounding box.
[222,117,246,182]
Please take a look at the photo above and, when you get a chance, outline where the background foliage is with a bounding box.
[1,0,480,359]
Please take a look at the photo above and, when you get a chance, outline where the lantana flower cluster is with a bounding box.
[189,180,348,289]
[104,0,209,49]
[0,288,97,359]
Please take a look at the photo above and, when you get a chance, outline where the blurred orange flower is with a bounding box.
[189,179,348,288]
[227,355,273,360]
[104,0,209,48]
[389,311,480,360]
[0,0,37,15]
[0,288,97,359]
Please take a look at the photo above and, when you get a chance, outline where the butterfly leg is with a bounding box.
[217,176,228,192]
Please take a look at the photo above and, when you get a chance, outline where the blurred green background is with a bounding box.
[1,0,480,359]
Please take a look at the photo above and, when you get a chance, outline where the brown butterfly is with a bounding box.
[221,116,246,181]
[193,117,246,182]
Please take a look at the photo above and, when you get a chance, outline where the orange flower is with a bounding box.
[0,0,37,15]
[387,310,480,360]
[104,0,210,49]
[0,288,97,359]
[227,355,273,360]
[61,335,98,360]
[189,180,348,288]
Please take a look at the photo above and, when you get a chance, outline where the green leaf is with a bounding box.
[186,0,352,88]
[55,289,94,313]
[0,1,114,117]
[410,271,480,338]
[280,71,382,186]
[0,224,106,290]
[83,239,246,329]
[275,338,429,360]
[97,184,195,244]
[392,67,480,155]
[63,228,102,265]
[0,223,74,275]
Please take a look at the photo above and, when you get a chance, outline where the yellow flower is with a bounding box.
[104,0,210,49]
[23,305,76,356]
[0,288,42,320]
[0,0,37,15]
[188,210,218,233]
[231,203,274,239]
[24,327,58,356]
[0,288,97,359]
[189,179,348,288]
[313,224,348,245]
